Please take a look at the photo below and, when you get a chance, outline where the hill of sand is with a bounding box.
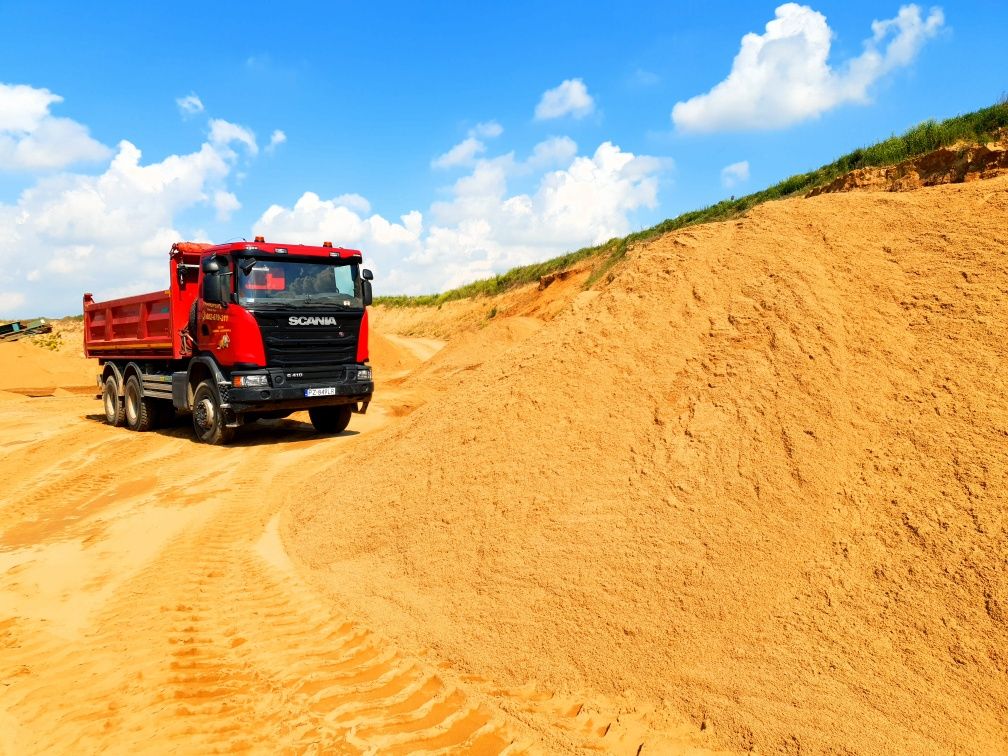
[286,176,1008,753]
[0,321,94,396]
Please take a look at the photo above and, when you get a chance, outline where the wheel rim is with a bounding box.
[104,385,116,420]
[195,397,215,430]
[126,385,138,424]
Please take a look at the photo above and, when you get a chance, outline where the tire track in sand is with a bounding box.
[0,403,529,754]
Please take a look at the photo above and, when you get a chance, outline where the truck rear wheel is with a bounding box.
[192,380,235,445]
[124,375,156,432]
[309,405,353,434]
[103,375,124,427]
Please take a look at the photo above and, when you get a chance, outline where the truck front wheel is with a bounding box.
[103,375,124,427]
[309,405,353,434]
[124,375,156,432]
[192,380,235,445]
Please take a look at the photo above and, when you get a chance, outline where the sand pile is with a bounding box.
[287,176,1008,754]
[0,322,94,394]
[391,315,543,394]
[372,259,593,341]
[369,330,424,378]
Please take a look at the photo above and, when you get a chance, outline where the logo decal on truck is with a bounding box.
[288,316,341,326]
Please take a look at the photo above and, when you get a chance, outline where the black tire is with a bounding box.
[192,380,235,445]
[124,375,156,432]
[309,405,353,434]
[103,375,124,427]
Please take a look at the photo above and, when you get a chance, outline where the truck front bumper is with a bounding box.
[224,364,373,414]
[225,381,373,413]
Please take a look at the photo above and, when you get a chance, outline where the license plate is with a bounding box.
[304,387,337,397]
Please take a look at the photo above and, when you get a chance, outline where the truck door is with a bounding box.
[197,255,233,354]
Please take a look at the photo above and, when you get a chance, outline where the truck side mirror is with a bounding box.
[202,272,230,305]
[362,268,374,281]
[202,273,219,304]
[362,279,373,307]
[201,256,231,306]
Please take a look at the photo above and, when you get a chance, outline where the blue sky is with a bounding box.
[0,1,1004,316]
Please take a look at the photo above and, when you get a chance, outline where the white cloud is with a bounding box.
[0,132,248,314]
[332,193,371,214]
[671,3,945,132]
[0,290,26,316]
[0,82,111,171]
[526,136,578,170]
[254,193,423,290]
[0,83,664,315]
[266,129,286,154]
[176,93,204,117]
[213,190,241,221]
[432,121,505,170]
[629,68,661,88]
[535,79,596,120]
[209,118,258,155]
[432,136,487,169]
[471,120,503,138]
[257,140,667,294]
[0,83,57,132]
[721,160,750,188]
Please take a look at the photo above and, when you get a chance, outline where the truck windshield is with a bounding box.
[236,257,361,308]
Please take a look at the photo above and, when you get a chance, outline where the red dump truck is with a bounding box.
[84,238,374,444]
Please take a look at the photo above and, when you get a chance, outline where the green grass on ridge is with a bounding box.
[375,101,1008,308]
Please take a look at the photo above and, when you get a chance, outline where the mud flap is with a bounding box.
[354,400,369,415]
[171,371,189,411]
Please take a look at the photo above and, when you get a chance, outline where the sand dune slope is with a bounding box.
[0,338,93,394]
[287,178,1008,754]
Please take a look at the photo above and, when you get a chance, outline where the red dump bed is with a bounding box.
[83,243,209,360]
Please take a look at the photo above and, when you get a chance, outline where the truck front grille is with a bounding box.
[252,310,361,367]
[278,365,349,386]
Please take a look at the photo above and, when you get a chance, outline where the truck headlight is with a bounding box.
[233,374,269,387]
[356,368,372,382]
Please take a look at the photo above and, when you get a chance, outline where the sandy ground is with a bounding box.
[1,174,1006,754]
[0,317,719,753]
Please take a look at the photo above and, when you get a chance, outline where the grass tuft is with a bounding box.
[375,101,1008,308]
[29,331,62,351]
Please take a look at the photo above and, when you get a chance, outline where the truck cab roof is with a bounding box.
[203,240,362,261]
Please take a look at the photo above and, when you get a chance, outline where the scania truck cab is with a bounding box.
[84,238,375,444]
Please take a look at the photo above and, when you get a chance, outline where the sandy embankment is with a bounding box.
[0,322,94,396]
[286,177,1008,754]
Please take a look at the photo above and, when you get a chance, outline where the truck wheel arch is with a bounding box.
[186,357,226,406]
[122,362,145,398]
[101,362,125,395]
[121,364,144,387]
